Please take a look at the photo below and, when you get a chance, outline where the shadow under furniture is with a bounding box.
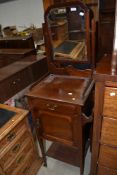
[27,1,96,175]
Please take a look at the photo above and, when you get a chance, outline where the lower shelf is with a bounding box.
[46,142,80,167]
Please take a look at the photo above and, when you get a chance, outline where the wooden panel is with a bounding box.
[97,165,117,175]
[99,18,115,56]
[39,111,73,143]
[99,0,115,57]
[0,67,32,102]
[30,57,48,82]
[103,87,117,118]
[101,117,117,147]
[100,0,115,12]
[98,145,117,169]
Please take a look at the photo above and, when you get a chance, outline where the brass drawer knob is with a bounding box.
[46,103,58,111]
[13,81,16,85]
[12,144,21,153]
[7,132,16,142]
[16,155,24,164]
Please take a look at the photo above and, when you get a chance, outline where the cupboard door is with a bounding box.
[39,111,73,143]
[32,108,80,146]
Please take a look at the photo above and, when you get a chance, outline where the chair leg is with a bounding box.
[38,137,47,167]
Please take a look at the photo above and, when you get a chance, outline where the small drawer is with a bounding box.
[11,148,37,175]
[98,145,117,169]
[101,117,117,147]
[29,98,76,116]
[0,131,31,168]
[0,119,27,153]
[103,87,117,118]
[5,139,33,175]
[97,165,117,175]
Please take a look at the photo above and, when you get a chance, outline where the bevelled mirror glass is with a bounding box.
[46,4,89,62]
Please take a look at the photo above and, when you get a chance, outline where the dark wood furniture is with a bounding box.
[91,1,117,174]
[91,56,117,175]
[0,36,36,68]
[0,104,42,175]
[27,1,95,175]
[0,55,48,103]
[0,35,35,49]
[98,0,116,58]
[27,74,94,175]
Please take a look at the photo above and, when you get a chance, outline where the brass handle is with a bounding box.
[22,167,30,174]
[13,81,16,85]
[16,155,24,164]
[46,103,58,111]
[7,132,16,142]
[12,144,21,153]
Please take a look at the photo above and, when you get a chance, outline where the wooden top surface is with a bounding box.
[0,104,28,141]
[27,74,94,105]
[94,55,117,82]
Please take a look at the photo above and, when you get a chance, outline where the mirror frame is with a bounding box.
[43,1,95,74]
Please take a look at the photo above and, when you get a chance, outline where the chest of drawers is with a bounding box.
[91,57,117,175]
[0,104,42,175]
[97,86,117,175]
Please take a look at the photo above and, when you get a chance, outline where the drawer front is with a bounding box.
[101,117,117,147]
[29,98,76,116]
[5,139,33,175]
[0,119,27,153]
[11,149,37,175]
[0,68,32,102]
[0,131,30,168]
[0,166,4,175]
[98,145,117,169]
[103,87,117,118]
[97,165,117,175]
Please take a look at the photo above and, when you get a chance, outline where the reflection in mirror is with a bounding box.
[47,5,87,62]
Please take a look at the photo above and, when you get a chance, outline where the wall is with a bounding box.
[0,0,44,30]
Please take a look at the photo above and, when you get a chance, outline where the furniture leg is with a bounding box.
[38,137,47,167]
